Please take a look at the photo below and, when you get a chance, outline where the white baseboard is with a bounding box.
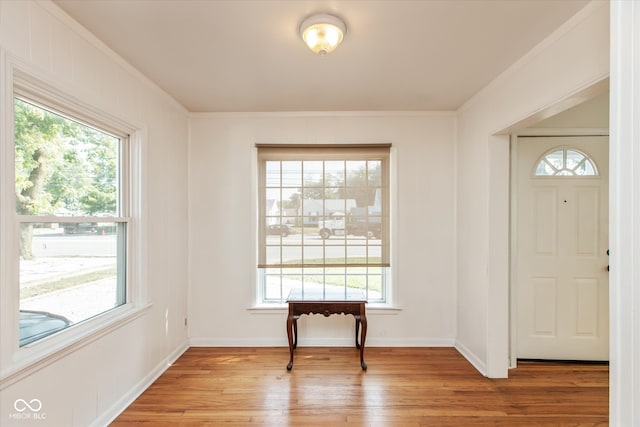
[91,339,190,427]
[366,337,455,347]
[454,339,487,377]
[190,336,456,347]
[190,336,287,347]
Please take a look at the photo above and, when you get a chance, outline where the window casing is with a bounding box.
[12,91,130,347]
[257,144,391,304]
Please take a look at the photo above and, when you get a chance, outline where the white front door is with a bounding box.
[516,136,609,360]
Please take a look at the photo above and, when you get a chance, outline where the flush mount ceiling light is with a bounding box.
[299,14,346,55]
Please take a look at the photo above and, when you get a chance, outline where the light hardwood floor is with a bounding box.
[112,347,608,426]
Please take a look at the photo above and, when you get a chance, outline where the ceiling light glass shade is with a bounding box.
[300,14,346,55]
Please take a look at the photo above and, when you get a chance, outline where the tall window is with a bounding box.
[257,144,390,303]
[14,95,129,347]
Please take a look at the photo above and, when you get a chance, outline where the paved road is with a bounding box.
[266,234,382,262]
[32,233,116,258]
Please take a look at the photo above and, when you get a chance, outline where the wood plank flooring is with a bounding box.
[112,347,609,426]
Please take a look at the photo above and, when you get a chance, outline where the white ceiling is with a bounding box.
[54,0,591,113]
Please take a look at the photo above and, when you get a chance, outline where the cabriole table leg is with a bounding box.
[359,313,367,370]
[286,314,295,370]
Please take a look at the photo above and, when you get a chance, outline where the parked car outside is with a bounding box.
[19,310,72,346]
[267,224,291,237]
[63,222,98,234]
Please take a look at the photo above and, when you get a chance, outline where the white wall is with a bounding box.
[455,1,609,377]
[188,113,457,347]
[531,91,609,129]
[0,1,189,426]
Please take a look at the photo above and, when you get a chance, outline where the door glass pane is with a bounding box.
[575,160,596,176]
[535,148,598,177]
[565,150,585,169]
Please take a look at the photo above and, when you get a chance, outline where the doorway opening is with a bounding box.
[509,91,610,367]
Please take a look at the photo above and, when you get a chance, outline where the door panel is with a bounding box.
[516,136,609,360]
[575,187,599,255]
[532,277,557,336]
[575,278,598,335]
[533,188,557,255]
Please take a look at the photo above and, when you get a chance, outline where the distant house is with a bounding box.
[300,199,357,225]
[265,199,279,224]
[266,198,357,225]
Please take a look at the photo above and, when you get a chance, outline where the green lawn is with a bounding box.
[21,267,117,299]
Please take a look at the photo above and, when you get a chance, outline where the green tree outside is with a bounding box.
[14,98,118,259]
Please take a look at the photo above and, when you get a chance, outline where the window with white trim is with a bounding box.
[13,92,130,347]
[257,144,390,304]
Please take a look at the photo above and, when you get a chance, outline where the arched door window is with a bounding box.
[534,147,598,176]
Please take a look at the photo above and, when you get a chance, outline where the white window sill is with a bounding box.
[0,302,152,390]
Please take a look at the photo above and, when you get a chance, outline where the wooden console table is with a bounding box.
[286,288,367,371]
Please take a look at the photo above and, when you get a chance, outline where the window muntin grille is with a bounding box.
[257,145,390,303]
